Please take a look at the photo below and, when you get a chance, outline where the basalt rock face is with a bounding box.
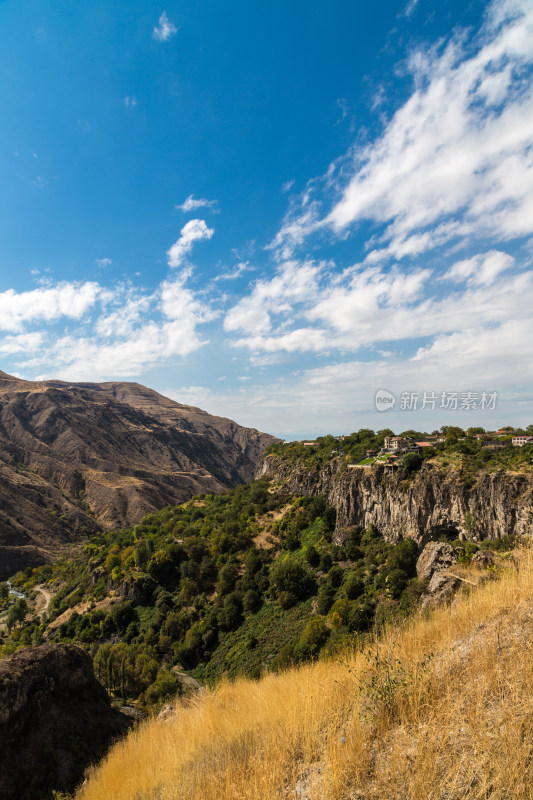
[259,455,533,544]
[0,371,277,577]
[0,643,130,799]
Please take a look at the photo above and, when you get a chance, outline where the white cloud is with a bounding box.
[95,294,151,339]
[0,332,44,355]
[272,0,533,262]
[152,11,177,42]
[223,248,532,358]
[403,0,420,17]
[16,272,216,382]
[166,219,215,268]
[124,96,137,107]
[0,282,100,333]
[95,257,112,269]
[214,261,252,281]
[443,250,515,286]
[164,386,213,408]
[3,256,219,384]
[224,260,324,336]
[27,322,201,382]
[176,194,218,213]
[182,311,533,436]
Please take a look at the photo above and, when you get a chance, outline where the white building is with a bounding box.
[512,436,533,447]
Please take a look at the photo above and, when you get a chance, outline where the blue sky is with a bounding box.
[0,0,532,438]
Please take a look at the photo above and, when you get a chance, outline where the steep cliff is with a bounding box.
[259,455,533,544]
[0,643,130,799]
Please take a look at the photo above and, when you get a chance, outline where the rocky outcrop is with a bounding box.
[416,541,460,610]
[0,371,277,577]
[259,455,533,545]
[421,571,462,609]
[416,541,457,581]
[0,643,130,800]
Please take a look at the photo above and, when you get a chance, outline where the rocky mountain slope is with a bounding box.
[259,454,533,543]
[0,643,130,800]
[0,371,276,578]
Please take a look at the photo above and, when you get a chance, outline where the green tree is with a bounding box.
[402,452,422,473]
[7,598,27,631]
[344,573,365,600]
[269,560,315,603]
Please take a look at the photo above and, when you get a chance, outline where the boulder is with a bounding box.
[421,571,462,610]
[416,541,457,581]
[471,549,496,569]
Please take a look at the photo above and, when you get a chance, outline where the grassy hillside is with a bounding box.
[75,545,533,800]
[0,477,443,708]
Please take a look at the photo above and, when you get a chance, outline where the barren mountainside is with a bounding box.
[0,371,277,578]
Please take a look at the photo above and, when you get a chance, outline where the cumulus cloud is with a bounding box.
[176,194,218,214]
[152,11,177,42]
[224,260,323,336]
[0,332,44,355]
[6,272,216,383]
[95,294,152,339]
[27,322,202,382]
[442,250,515,286]
[166,219,215,268]
[0,282,100,333]
[223,248,531,359]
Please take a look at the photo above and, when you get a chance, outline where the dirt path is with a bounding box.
[34,584,53,617]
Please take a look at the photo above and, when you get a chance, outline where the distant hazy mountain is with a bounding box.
[0,371,277,578]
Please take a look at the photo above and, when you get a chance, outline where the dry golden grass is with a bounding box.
[77,549,533,800]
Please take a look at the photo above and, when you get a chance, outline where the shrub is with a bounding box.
[386,538,418,574]
[269,560,315,602]
[402,452,423,473]
[217,596,242,630]
[319,553,332,572]
[294,617,330,660]
[344,573,365,600]
[316,585,336,615]
[278,590,298,610]
[272,643,295,671]
[216,561,240,595]
[305,545,320,568]
[144,668,180,707]
[327,565,343,588]
[147,550,176,586]
[243,589,262,613]
[345,540,362,560]
[348,600,375,632]
[328,598,352,629]
[386,568,409,599]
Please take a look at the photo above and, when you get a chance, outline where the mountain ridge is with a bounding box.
[0,372,277,578]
